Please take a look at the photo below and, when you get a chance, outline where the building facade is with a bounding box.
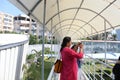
[14,14,37,35]
[0,12,14,32]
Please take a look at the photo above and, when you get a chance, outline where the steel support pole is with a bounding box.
[104,20,107,63]
[51,19,53,65]
[42,0,46,80]
[91,27,95,80]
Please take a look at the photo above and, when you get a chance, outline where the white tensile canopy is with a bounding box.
[9,0,120,40]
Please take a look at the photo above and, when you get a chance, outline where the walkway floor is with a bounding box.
[53,68,88,80]
[78,69,88,80]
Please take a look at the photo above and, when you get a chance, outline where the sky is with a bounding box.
[0,0,25,16]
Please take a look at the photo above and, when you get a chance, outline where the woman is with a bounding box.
[71,44,82,68]
[60,37,84,80]
[113,56,120,80]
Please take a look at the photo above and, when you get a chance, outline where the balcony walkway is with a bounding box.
[3,0,120,80]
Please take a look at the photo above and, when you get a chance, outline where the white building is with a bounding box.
[14,14,37,35]
[0,12,14,32]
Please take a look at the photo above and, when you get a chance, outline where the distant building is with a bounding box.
[14,14,53,40]
[116,28,120,41]
[0,12,14,32]
[14,14,37,35]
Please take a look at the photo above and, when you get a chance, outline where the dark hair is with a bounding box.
[60,37,71,52]
[71,44,77,49]
[118,56,120,60]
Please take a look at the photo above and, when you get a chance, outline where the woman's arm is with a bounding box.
[65,47,83,59]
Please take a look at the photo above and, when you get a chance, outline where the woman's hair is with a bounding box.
[118,56,120,60]
[60,37,71,52]
[71,44,77,49]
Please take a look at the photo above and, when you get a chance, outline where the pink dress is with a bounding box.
[60,47,83,80]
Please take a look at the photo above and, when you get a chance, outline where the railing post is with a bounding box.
[93,61,95,80]
[100,64,103,80]
[15,45,24,80]
[42,0,46,80]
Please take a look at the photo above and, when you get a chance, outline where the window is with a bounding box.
[4,18,9,21]
[18,17,26,20]
[9,16,12,18]
[5,14,8,17]
[14,17,17,20]
[4,26,7,29]
[4,22,8,25]
[8,27,11,29]
[9,19,12,22]
[27,18,30,21]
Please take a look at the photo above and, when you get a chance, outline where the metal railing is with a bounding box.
[82,54,114,80]
[47,40,119,80]
[0,40,28,80]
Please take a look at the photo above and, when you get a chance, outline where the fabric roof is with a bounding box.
[9,0,120,40]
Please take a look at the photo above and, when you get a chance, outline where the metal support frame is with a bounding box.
[50,18,98,34]
[46,8,113,28]
[56,0,63,38]
[67,0,84,35]
[17,0,42,24]
[53,28,86,38]
[45,7,114,39]
[28,0,42,16]
[41,0,46,80]
[71,0,116,37]
[17,0,50,32]
[17,0,116,40]
[52,24,89,36]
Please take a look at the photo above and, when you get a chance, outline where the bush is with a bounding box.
[103,69,111,77]
[29,35,38,45]
[24,50,55,80]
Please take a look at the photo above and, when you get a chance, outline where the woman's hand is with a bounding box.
[79,44,83,49]
[79,43,83,52]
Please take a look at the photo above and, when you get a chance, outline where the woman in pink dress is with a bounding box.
[60,37,84,80]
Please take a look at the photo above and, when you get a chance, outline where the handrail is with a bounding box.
[0,40,29,50]
[47,66,54,80]
[82,54,115,80]
[85,54,113,69]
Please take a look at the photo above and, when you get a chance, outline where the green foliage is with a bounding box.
[29,35,38,45]
[26,54,35,63]
[0,31,17,34]
[23,48,56,80]
[112,34,117,41]
[29,34,58,44]
[44,48,50,54]
[51,51,55,54]
[103,69,111,77]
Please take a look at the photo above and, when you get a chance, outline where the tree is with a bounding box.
[29,35,38,45]
[112,34,117,41]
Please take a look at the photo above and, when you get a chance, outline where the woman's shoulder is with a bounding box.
[62,47,71,52]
